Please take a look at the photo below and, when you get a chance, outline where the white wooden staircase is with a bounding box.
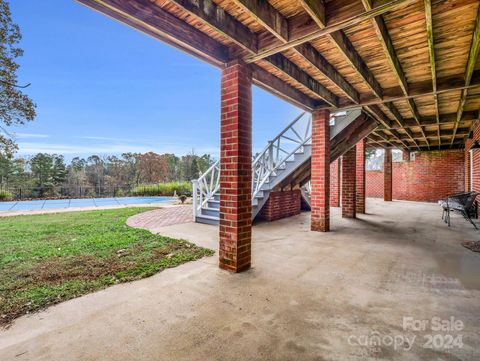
[192,109,368,225]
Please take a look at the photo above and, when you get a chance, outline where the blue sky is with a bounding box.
[8,0,301,161]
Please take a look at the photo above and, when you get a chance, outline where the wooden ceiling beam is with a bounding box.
[365,105,413,150]
[234,0,288,42]
[293,43,360,103]
[372,130,406,151]
[251,65,322,111]
[451,4,480,146]
[169,0,257,53]
[76,0,325,111]
[367,136,386,148]
[384,111,478,130]
[245,0,417,63]
[168,0,339,107]
[232,0,358,104]
[265,54,338,107]
[406,99,430,149]
[329,72,480,111]
[384,100,420,148]
[328,31,384,99]
[297,0,326,29]
[76,0,229,67]
[361,0,429,148]
[423,0,440,147]
[297,0,384,99]
[297,0,412,151]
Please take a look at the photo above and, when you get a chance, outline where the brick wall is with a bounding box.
[465,121,480,193]
[366,149,465,202]
[259,190,301,221]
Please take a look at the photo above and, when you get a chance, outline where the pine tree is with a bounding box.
[0,0,36,157]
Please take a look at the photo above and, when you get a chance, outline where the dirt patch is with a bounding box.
[25,255,131,283]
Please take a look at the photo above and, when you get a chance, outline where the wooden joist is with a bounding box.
[234,0,288,42]
[245,0,417,63]
[365,105,413,150]
[451,3,480,146]
[423,0,440,147]
[385,111,479,130]
[332,72,480,111]
[168,0,339,107]
[293,43,360,103]
[251,65,322,111]
[233,0,357,105]
[77,0,229,66]
[265,54,338,107]
[361,0,429,149]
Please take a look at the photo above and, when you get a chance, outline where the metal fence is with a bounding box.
[0,185,134,201]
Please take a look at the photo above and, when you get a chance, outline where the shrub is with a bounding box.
[0,189,13,201]
[130,182,192,197]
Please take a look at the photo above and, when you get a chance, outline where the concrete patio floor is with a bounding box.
[1,198,479,360]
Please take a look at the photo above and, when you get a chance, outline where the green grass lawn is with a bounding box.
[0,208,214,326]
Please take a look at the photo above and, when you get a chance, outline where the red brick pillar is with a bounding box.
[384,148,393,201]
[402,150,410,162]
[465,139,472,191]
[356,139,366,214]
[330,159,341,207]
[342,147,356,218]
[311,109,330,232]
[219,60,252,272]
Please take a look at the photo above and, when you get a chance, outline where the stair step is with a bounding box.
[207,200,220,209]
[201,207,220,217]
[195,214,219,225]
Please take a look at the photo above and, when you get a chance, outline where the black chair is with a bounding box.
[439,192,478,229]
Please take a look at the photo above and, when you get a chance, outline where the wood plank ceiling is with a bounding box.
[77,0,480,151]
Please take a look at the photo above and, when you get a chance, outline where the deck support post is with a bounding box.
[219,60,252,272]
[384,148,393,201]
[356,139,366,214]
[311,109,331,232]
[330,159,341,207]
[342,146,357,218]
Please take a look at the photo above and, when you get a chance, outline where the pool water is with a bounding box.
[0,196,175,212]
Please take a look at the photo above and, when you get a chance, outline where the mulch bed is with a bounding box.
[461,241,480,252]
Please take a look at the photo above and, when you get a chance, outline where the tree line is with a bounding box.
[0,151,214,198]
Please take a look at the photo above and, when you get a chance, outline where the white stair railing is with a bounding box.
[252,112,311,198]
[192,160,220,220]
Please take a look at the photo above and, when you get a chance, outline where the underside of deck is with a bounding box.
[78,0,480,151]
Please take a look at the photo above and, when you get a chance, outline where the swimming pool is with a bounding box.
[0,196,175,212]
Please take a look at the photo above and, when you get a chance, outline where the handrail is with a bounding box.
[253,112,306,164]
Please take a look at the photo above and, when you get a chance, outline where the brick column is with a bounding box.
[356,139,366,214]
[219,60,252,273]
[330,159,341,207]
[465,139,472,191]
[384,148,393,201]
[402,150,410,162]
[311,109,330,232]
[342,147,356,218]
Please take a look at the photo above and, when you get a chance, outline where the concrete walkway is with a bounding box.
[1,199,479,360]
